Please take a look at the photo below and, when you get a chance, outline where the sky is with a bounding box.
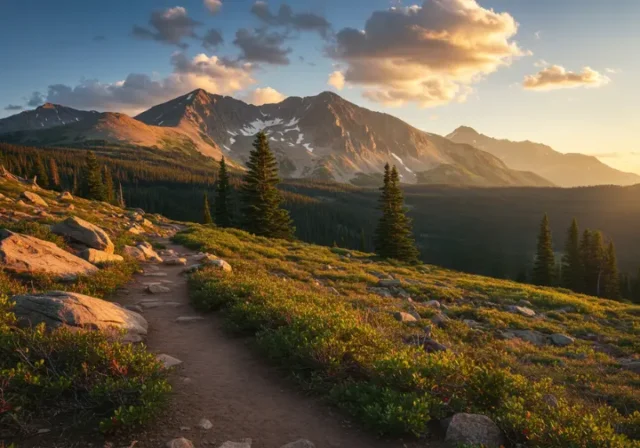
[1,0,640,173]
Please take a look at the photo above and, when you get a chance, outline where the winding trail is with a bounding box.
[116,238,438,448]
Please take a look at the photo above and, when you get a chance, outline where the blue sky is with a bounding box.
[1,0,639,172]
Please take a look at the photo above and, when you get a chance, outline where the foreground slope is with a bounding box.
[178,225,640,447]
[447,126,640,187]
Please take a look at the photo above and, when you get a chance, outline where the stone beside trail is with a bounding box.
[52,216,115,253]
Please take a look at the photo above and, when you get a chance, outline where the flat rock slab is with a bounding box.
[164,257,188,266]
[143,272,168,277]
[21,191,48,207]
[0,230,98,277]
[146,284,171,294]
[445,413,505,448]
[219,440,252,448]
[80,248,124,264]
[52,216,115,253]
[157,354,183,369]
[176,316,205,323]
[507,305,536,317]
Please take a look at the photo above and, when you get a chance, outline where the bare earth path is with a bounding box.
[116,239,440,448]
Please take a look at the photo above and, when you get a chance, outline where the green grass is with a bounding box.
[177,224,640,447]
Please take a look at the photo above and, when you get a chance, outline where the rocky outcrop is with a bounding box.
[445,413,505,447]
[52,216,115,253]
[12,291,148,343]
[79,248,124,264]
[0,230,98,277]
[136,241,163,262]
[123,245,146,261]
[20,191,48,207]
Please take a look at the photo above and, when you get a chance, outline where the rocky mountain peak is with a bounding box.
[38,102,58,110]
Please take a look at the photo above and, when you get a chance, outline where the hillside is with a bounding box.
[447,126,640,187]
[0,103,99,134]
[0,91,552,187]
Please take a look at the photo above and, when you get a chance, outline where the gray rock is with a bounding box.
[157,354,183,369]
[164,257,187,266]
[619,359,640,374]
[368,287,393,298]
[124,304,144,313]
[197,418,213,430]
[378,279,401,288]
[123,245,146,261]
[203,257,232,272]
[219,440,252,448]
[506,329,546,345]
[166,438,193,448]
[146,284,171,294]
[79,248,124,265]
[394,312,418,323]
[506,305,536,317]
[12,291,147,343]
[280,440,315,448]
[463,319,482,328]
[445,413,505,448]
[425,300,441,308]
[423,338,448,353]
[176,316,205,323]
[0,230,98,277]
[549,333,575,347]
[52,216,115,253]
[543,394,559,408]
[136,242,163,263]
[431,313,450,328]
[20,191,48,207]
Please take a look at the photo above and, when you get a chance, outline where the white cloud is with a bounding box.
[204,0,222,14]
[523,65,610,91]
[244,87,286,105]
[327,71,345,90]
[328,0,525,108]
[534,31,542,40]
[605,68,621,74]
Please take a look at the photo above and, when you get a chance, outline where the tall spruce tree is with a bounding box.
[581,230,605,296]
[82,152,106,201]
[203,192,213,225]
[33,156,49,188]
[48,158,61,190]
[561,218,583,291]
[375,164,419,263]
[241,131,294,240]
[214,156,233,227]
[103,165,116,204]
[532,213,555,286]
[117,181,126,208]
[601,241,620,300]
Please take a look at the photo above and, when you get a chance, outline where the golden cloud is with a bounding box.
[523,65,610,91]
[244,87,287,105]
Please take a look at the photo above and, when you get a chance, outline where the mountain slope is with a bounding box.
[0,103,99,134]
[447,126,640,187]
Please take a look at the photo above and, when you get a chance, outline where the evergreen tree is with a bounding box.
[632,268,640,304]
[375,164,419,263]
[33,156,49,187]
[82,151,106,201]
[48,158,61,190]
[241,132,295,239]
[214,156,233,227]
[601,241,620,299]
[103,165,116,204]
[72,171,79,194]
[582,230,605,296]
[561,218,583,291]
[203,191,213,224]
[532,213,555,286]
[117,181,126,208]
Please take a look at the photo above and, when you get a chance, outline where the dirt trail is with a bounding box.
[116,239,436,448]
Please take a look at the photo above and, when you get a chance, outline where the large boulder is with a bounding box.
[123,245,146,261]
[549,333,575,347]
[52,216,114,253]
[445,413,505,448]
[12,291,148,343]
[506,305,536,317]
[79,248,124,265]
[136,242,163,263]
[20,191,48,207]
[0,230,98,277]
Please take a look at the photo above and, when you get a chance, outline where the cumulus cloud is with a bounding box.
[132,7,201,48]
[328,0,525,107]
[203,28,224,49]
[244,87,286,105]
[27,92,45,107]
[233,28,291,65]
[327,71,345,90]
[204,0,222,15]
[4,105,23,111]
[251,1,332,38]
[523,65,610,91]
[35,53,255,114]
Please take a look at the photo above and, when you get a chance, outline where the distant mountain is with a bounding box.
[0,91,552,187]
[447,126,640,187]
[0,103,99,134]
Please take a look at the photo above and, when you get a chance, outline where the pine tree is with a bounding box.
[203,191,213,225]
[532,213,555,286]
[601,241,620,300]
[48,158,61,190]
[632,268,640,304]
[33,156,49,188]
[117,181,126,208]
[375,164,419,263]
[241,132,295,239]
[214,156,233,227]
[561,218,583,291]
[82,151,106,201]
[582,230,605,296]
[103,165,116,204]
[72,171,79,194]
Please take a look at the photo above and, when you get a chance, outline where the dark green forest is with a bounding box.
[2,142,639,302]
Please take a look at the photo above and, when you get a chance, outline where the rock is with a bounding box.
[0,230,98,277]
[280,441,315,448]
[394,311,418,323]
[463,319,482,329]
[125,304,144,314]
[423,338,448,353]
[20,191,48,207]
[445,413,505,448]
[136,242,162,263]
[182,264,202,274]
[157,354,183,369]
[79,248,124,264]
[146,284,170,294]
[128,224,145,235]
[431,313,449,328]
[378,279,401,288]
[203,257,232,272]
[619,359,640,374]
[549,333,575,347]
[52,216,114,253]
[219,440,252,448]
[123,245,146,261]
[543,394,559,408]
[57,191,73,202]
[368,287,393,298]
[66,204,75,211]
[16,199,27,207]
[12,291,147,342]
[164,257,187,266]
[166,438,194,448]
[505,329,546,345]
[176,316,205,323]
[197,418,213,430]
[143,272,168,277]
[425,300,441,308]
[142,218,154,228]
[518,299,533,307]
[506,305,536,317]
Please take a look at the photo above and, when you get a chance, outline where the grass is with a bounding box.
[177,224,640,447]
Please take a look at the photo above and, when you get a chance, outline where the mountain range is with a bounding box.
[447,126,640,187]
[0,90,635,188]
